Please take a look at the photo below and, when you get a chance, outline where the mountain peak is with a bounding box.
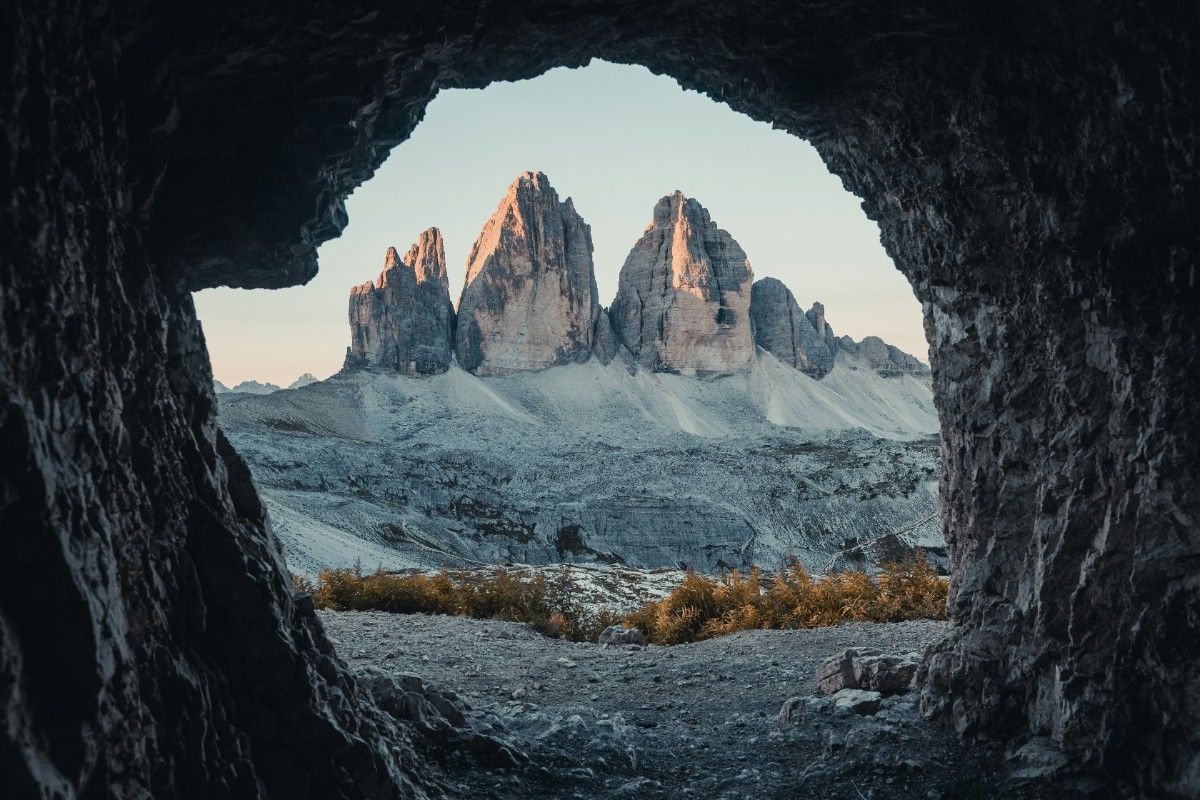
[455,172,603,375]
[345,231,455,374]
[610,193,755,374]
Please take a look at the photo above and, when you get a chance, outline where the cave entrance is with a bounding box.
[10,4,1192,798]
[197,59,941,587]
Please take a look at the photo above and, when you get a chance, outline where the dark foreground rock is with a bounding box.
[322,612,1105,799]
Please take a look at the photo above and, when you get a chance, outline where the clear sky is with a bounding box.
[195,60,926,387]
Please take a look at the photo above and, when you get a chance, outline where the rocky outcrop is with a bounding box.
[347,228,455,374]
[455,172,601,375]
[749,278,835,377]
[288,372,319,389]
[804,302,840,360]
[838,336,929,377]
[610,193,755,375]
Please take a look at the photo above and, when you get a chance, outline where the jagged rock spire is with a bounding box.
[345,227,455,374]
[455,171,604,374]
[609,191,755,374]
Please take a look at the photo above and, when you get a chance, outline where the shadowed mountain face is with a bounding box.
[4,3,1197,798]
[751,278,837,378]
[346,228,455,374]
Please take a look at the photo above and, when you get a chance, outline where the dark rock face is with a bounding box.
[455,171,601,375]
[346,229,455,374]
[749,278,835,377]
[3,2,1198,798]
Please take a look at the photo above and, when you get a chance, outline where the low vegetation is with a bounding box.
[295,558,947,645]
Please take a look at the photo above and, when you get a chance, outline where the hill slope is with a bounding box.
[219,349,942,577]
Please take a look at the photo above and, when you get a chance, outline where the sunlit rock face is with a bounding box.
[749,277,835,378]
[346,228,455,374]
[610,193,755,375]
[455,172,601,375]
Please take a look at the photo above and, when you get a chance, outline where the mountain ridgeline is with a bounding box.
[344,171,928,380]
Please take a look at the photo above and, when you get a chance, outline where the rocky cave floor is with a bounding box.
[322,612,1095,799]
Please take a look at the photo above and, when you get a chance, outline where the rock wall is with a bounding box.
[749,278,835,378]
[610,193,756,375]
[4,1,1198,797]
[346,228,455,374]
[456,172,601,374]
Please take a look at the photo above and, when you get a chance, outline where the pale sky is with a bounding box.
[195,60,926,387]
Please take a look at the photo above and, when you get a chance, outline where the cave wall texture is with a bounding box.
[2,1,1197,798]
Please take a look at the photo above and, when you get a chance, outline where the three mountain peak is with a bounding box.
[345,172,927,379]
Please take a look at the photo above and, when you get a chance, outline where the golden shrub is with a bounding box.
[293,557,946,646]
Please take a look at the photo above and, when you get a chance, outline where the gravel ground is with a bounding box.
[321,611,1085,799]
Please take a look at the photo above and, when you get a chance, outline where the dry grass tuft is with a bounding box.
[624,558,947,644]
[296,558,946,645]
[298,565,619,642]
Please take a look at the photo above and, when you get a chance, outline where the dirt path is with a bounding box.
[321,612,1062,799]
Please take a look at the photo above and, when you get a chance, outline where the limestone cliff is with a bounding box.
[455,171,601,374]
[345,227,455,374]
[609,192,755,374]
[749,277,834,378]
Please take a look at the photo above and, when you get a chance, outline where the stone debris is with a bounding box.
[598,625,646,646]
[321,612,1043,798]
[832,688,883,715]
[817,648,919,696]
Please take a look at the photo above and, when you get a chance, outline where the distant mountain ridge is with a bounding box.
[214,373,320,395]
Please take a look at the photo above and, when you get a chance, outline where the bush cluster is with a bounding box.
[293,566,619,641]
[295,558,946,645]
[622,558,947,645]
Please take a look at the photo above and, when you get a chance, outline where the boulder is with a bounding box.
[818,648,919,696]
[455,171,602,374]
[749,277,834,377]
[853,654,919,695]
[817,647,880,694]
[832,688,882,715]
[598,625,645,646]
[346,228,455,374]
[609,192,755,374]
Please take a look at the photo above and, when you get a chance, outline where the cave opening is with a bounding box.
[198,58,943,597]
[4,4,1197,799]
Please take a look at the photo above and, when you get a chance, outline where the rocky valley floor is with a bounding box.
[322,612,1090,799]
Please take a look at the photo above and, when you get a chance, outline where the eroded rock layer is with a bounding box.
[838,336,929,377]
[456,172,601,375]
[610,193,755,375]
[346,228,455,374]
